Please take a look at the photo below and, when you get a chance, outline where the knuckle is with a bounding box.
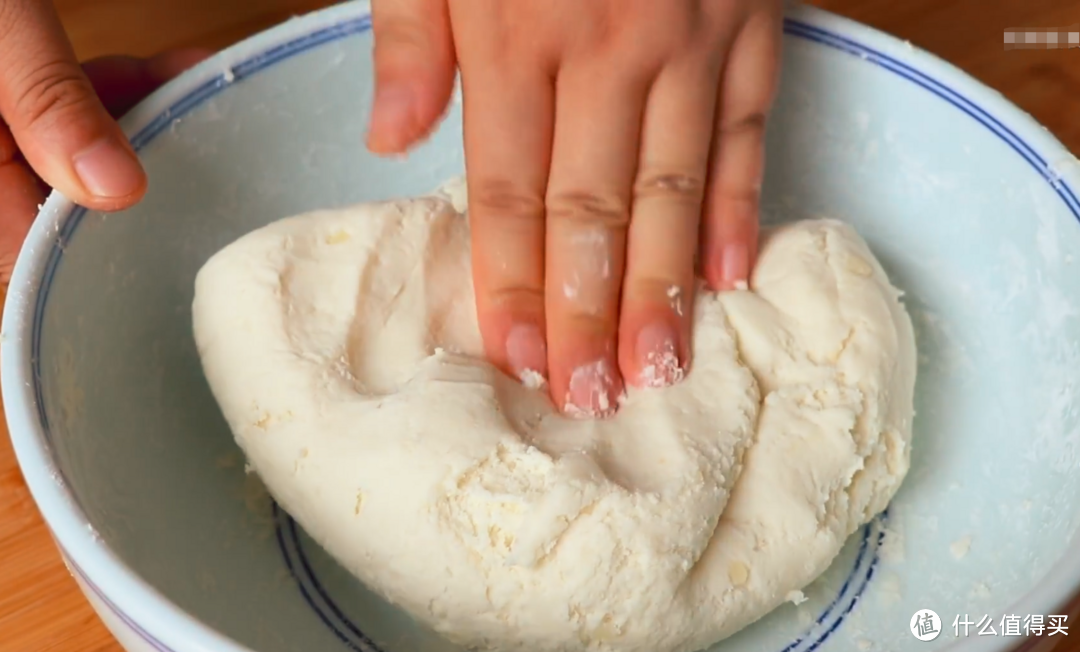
[712,172,761,205]
[546,189,629,228]
[624,275,689,307]
[373,18,433,56]
[469,178,545,222]
[484,285,544,313]
[11,61,96,131]
[558,311,616,341]
[633,169,705,204]
[718,189,760,206]
[719,110,768,137]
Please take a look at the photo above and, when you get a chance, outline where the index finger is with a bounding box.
[451,4,556,386]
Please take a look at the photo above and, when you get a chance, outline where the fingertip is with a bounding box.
[547,323,624,419]
[620,311,688,390]
[366,68,456,155]
[84,48,215,119]
[560,353,623,420]
[71,136,147,207]
[505,321,549,386]
[367,0,457,156]
[141,47,217,87]
[366,80,422,154]
[145,47,215,82]
[719,242,750,291]
[702,195,759,291]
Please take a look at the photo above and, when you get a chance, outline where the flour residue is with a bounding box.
[878,522,905,564]
[237,469,275,542]
[950,535,972,559]
[54,339,85,432]
[569,228,613,283]
[666,285,683,317]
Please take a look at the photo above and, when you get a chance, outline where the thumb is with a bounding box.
[0,0,145,210]
[367,0,457,155]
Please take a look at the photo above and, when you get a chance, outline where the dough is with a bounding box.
[192,178,916,652]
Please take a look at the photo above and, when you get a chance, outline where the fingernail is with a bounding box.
[506,323,547,388]
[367,83,417,151]
[564,358,620,419]
[73,138,144,198]
[721,243,749,291]
[636,322,683,388]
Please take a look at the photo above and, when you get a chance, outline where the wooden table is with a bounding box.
[2,1,1079,650]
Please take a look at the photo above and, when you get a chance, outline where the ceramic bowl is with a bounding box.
[6,2,1080,651]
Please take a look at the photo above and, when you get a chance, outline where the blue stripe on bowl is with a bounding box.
[25,7,1080,652]
[781,20,1080,220]
[272,501,382,652]
[62,548,178,652]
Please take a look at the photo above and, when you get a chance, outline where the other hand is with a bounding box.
[0,0,208,282]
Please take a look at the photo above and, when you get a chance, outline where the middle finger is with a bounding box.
[544,62,652,417]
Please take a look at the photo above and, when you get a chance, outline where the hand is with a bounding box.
[367,0,782,417]
[0,0,209,282]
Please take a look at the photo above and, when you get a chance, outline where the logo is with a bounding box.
[911,609,942,642]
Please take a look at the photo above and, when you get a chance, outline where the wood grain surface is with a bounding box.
[2,1,1079,651]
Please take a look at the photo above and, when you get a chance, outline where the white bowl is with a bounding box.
[6,2,1080,651]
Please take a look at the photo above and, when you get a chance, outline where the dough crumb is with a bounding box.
[879,572,903,604]
[666,285,684,316]
[845,254,874,277]
[325,230,351,245]
[640,343,684,389]
[519,369,546,389]
[564,359,618,418]
[969,582,992,598]
[785,590,808,605]
[728,561,750,587]
[950,535,972,559]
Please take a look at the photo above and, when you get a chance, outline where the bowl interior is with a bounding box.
[25,4,1080,652]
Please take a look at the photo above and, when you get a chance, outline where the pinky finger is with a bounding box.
[701,9,782,291]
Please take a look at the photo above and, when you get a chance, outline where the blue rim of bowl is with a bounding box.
[4,3,1079,652]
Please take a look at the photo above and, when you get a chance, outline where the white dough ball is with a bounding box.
[192,177,916,652]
